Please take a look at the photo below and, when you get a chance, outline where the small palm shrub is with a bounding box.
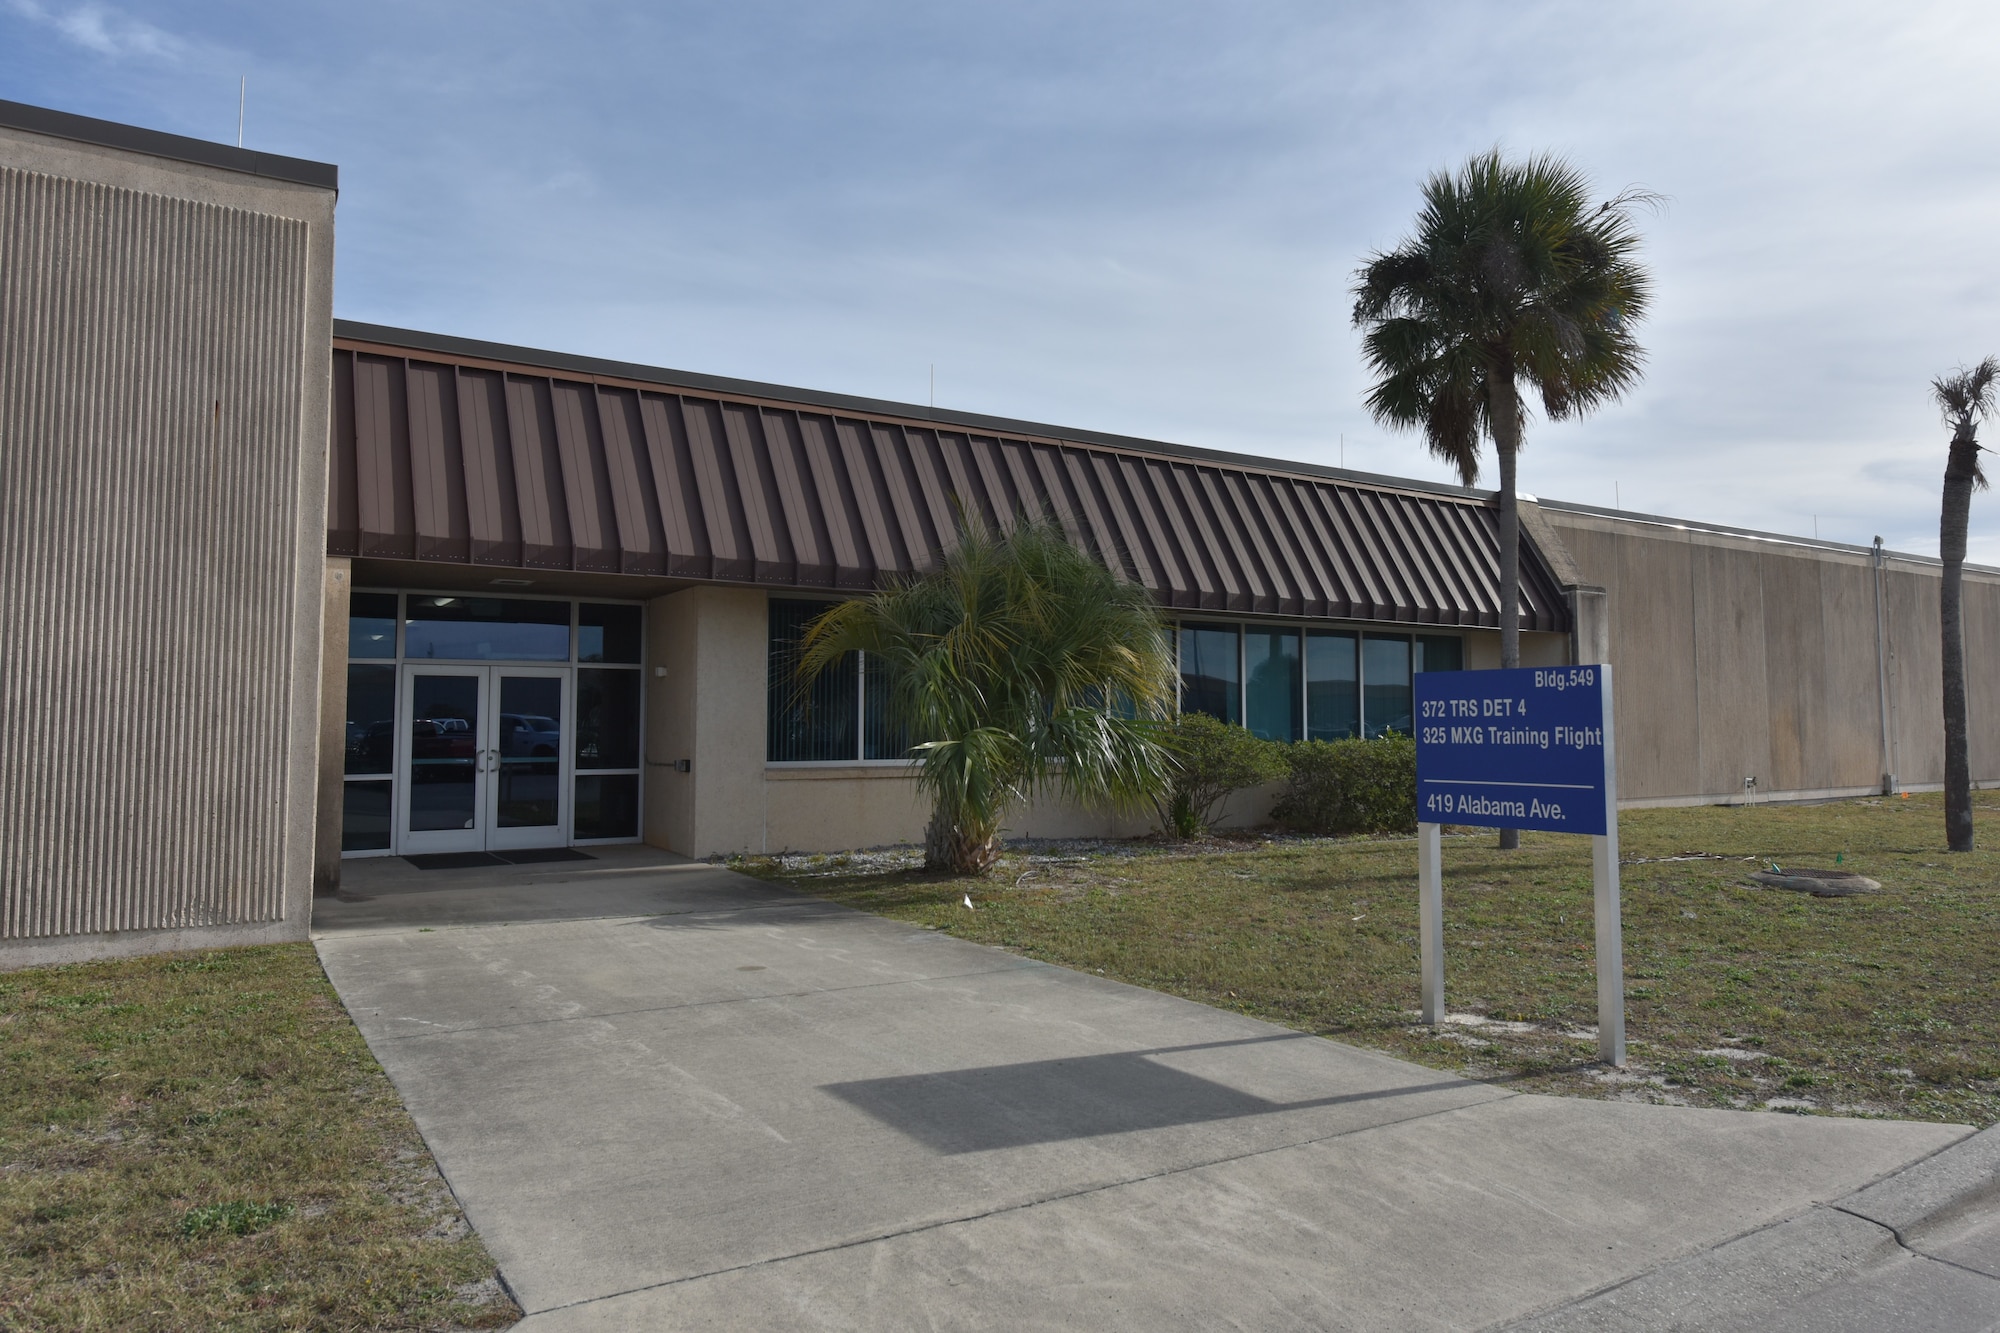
[797,516,1176,875]
[1271,734,1418,836]
[1155,713,1286,839]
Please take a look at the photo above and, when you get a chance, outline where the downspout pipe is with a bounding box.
[1873,536,1897,794]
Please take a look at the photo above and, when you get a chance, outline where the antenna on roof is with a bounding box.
[237,77,245,147]
[929,364,934,409]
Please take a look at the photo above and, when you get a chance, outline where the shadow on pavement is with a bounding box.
[822,1032,1466,1153]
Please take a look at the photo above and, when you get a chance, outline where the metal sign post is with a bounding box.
[1413,664,1623,1066]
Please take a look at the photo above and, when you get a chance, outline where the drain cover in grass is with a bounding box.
[1750,868,1881,896]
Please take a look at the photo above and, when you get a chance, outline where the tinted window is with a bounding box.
[862,654,916,760]
[1362,634,1412,737]
[341,780,392,851]
[576,669,642,770]
[574,774,639,839]
[579,603,642,664]
[1416,635,1464,673]
[768,599,858,761]
[404,596,570,661]
[1306,630,1359,741]
[344,664,396,776]
[1179,625,1240,725]
[349,591,397,659]
[1244,628,1300,742]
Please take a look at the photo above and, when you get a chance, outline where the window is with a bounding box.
[344,664,396,777]
[576,670,641,770]
[1244,628,1300,742]
[404,595,570,661]
[1416,634,1464,673]
[1306,630,1358,741]
[1361,634,1412,737]
[768,599,860,761]
[1178,621,1463,741]
[342,782,393,852]
[765,600,930,763]
[1178,625,1241,725]
[340,591,646,853]
[575,667,641,838]
[573,775,639,840]
[579,603,643,663]
[862,654,916,761]
[349,591,398,659]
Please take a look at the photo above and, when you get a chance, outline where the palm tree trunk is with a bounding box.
[925,807,1002,875]
[1492,371,1522,850]
[1941,426,1978,852]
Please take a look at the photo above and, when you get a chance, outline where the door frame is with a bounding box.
[484,665,572,852]
[396,664,491,855]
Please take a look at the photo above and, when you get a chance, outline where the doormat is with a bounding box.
[494,848,596,865]
[402,852,509,870]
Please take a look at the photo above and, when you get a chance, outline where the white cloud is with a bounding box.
[6,0,186,62]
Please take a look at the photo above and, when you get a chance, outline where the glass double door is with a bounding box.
[398,665,568,854]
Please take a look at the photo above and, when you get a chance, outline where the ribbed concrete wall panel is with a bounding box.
[1542,505,2000,800]
[0,164,311,940]
[328,340,1570,631]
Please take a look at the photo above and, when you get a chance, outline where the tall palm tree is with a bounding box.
[797,517,1176,874]
[1353,149,1652,848]
[1933,357,1996,853]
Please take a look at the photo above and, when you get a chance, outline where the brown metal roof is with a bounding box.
[328,324,1570,631]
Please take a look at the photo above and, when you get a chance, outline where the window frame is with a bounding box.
[766,598,916,767]
[1175,617,1465,740]
[342,589,648,855]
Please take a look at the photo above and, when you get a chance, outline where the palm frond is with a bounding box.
[1351,147,1653,460]
[1934,357,1999,491]
[793,514,1177,866]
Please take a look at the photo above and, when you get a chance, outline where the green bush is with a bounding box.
[1271,733,1417,836]
[1155,713,1287,838]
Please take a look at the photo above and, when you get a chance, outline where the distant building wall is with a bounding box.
[0,120,336,967]
[1541,505,2000,805]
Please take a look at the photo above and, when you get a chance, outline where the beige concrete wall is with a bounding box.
[0,127,336,967]
[764,768,1159,852]
[313,559,353,896]
[643,585,767,856]
[1543,508,2000,804]
[661,588,1506,854]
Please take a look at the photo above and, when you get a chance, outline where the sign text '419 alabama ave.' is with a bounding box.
[1414,665,1612,837]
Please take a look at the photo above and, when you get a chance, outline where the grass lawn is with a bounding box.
[735,792,2000,1128]
[0,943,517,1331]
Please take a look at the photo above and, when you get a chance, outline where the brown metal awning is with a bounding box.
[328,322,1569,631]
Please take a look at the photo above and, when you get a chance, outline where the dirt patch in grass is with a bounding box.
[0,943,518,1331]
[736,793,2000,1127]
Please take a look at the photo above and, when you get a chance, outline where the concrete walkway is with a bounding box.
[315,849,1978,1330]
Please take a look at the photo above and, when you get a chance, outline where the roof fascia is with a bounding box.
[0,98,337,192]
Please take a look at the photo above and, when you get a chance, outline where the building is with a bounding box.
[4,100,1996,968]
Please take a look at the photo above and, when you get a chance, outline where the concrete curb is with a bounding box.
[1839,1122,2000,1239]
[1498,1123,2000,1331]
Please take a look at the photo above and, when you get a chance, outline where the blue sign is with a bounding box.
[1415,665,1613,836]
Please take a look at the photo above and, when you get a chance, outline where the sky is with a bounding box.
[6,1,1999,561]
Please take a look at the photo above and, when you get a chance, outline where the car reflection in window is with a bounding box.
[411,715,477,777]
[499,714,561,758]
